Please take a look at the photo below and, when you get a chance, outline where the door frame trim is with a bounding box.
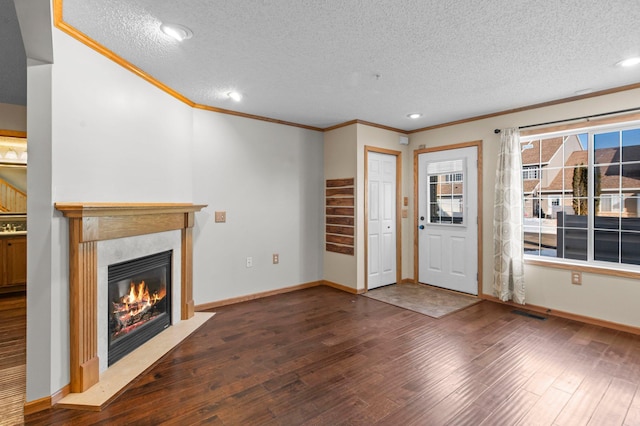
[413,140,483,295]
[364,146,402,291]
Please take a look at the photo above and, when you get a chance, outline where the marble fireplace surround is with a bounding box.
[54,203,207,397]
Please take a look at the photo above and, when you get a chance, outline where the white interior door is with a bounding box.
[418,146,478,295]
[368,152,397,289]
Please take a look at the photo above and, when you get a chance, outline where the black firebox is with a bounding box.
[107,250,172,366]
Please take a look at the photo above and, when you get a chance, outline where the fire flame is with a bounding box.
[112,280,166,336]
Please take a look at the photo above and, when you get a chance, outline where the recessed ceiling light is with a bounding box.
[160,23,193,41]
[227,91,243,102]
[407,113,422,119]
[615,57,640,68]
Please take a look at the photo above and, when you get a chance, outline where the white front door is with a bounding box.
[368,152,397,289]
[418,146,478,295]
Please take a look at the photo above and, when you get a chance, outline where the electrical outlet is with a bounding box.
[273,253,279,264]
[571,271,582,285]
[214,211,226,223]
[246,257,253,268]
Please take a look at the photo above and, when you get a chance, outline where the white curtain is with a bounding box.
[493,128,525,304]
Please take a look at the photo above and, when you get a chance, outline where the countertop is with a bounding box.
[0,231,26,236]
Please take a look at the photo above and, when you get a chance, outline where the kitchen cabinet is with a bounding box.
[0,234,26,291]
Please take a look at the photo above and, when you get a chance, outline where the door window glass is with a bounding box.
[427,160,465,224]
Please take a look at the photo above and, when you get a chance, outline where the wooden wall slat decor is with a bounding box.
[326,198,354,207]
[325,244,354,255]
[326,188,354,197]
[325,178,355,255]
[326,225,354,236]
[326,178,354,187]
[326,216,355,226]
[326,234,354,245]
[326,207,354,216]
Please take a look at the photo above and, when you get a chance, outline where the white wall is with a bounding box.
[26,61,54,403]
[409,88,640,328]
[192,109,324,303]
[50,37,194,203]
[27,29,194,400]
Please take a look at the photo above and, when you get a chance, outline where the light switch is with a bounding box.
[215,211,226,223]
[401,209,408,218]
[404,197,409,206]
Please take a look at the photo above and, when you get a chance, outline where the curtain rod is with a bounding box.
[493,106,640,134]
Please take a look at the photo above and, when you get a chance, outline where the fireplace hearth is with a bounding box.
[108,250,172,366]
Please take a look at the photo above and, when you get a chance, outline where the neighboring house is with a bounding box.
[430,172,464,223]
[544,146,640,218]
[522,136,640,219]
[521,135,582,218]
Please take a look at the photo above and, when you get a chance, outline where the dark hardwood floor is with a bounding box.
[0,292,26,426]
[12,286,640,425]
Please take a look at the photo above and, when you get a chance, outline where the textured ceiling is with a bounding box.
[7,1,640,130]
[0,0,26,105]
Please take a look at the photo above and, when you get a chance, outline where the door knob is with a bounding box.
[418,225,424,230]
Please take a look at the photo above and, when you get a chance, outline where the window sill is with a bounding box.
[524,257,640,279]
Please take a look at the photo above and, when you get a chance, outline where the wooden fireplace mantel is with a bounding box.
[55,202,207,393]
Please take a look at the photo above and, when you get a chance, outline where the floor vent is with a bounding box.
[511,310,547,321]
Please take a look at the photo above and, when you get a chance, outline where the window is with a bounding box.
[522,123,640,267]
[599,194,622,213]
[522,166,540,180]
[428,160,465,224]
[443,172,463,182]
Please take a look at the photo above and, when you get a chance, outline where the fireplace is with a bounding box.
[108,250,172,366]
[55,203,206,393]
